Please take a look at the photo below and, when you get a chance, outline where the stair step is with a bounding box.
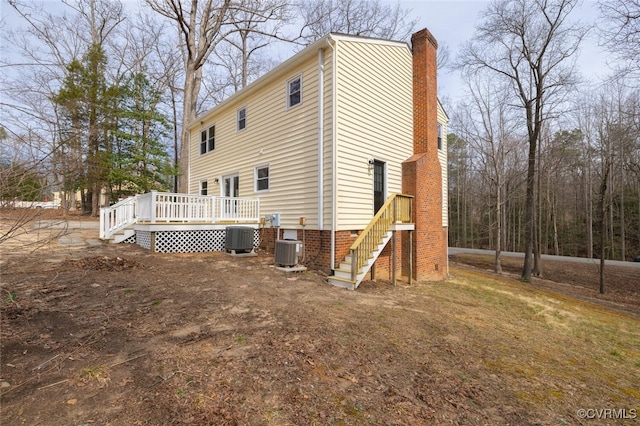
[328,230,393,290]
[110,228,135,244]
[333,268,354,279]
[327,275,356,291]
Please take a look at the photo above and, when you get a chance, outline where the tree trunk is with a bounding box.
[495,174,502,274]
[171,89,179,193]
[552,194,559,255]
[598,158,610,294]
[179,62,203,193]
[586,159,593,258]
[608,167,615,259]
[533,136,542,276]
[522,138,536,282]
[620,164,625,260]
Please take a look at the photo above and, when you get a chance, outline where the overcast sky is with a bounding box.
[400,0,609,103]
[0,0,611,108]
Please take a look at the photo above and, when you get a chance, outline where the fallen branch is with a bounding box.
[37,378,69,390]
[0,376,37,397]
[216,344,234,357]
[32,354,60,371]
[106,353,146,368]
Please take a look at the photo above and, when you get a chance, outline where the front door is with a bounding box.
[373,160,385,213]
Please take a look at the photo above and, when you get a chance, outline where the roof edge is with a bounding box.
[188,33,411,130]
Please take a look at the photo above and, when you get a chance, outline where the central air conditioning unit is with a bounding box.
[275,239,301,267]
[225,226,254,253]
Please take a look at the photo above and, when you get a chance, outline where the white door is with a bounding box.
[223,174,239,198]
[222,174,239,218]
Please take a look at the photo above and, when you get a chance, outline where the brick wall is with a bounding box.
[259,229,357,274]
[401,28,448,281]
[369,232,406,281]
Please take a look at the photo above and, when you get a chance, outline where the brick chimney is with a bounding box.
[402,28,447,281]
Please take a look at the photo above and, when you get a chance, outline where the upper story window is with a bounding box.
[437,123,443,150]
[200,125,215,155]
[287,75,301,108]
[255,164,270,192]
[200,180,208,196]
[237,107,246,131]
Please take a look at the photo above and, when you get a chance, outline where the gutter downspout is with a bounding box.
[326,35,337,271]
[318,48,324,231]
[187,130,191,195]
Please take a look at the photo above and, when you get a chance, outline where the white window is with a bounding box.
[255,164,270,192]
[287,75,301,108]
[200,125,215,154]
[200,180,208,196]
[237,107,246,131]
[437,123,443,150]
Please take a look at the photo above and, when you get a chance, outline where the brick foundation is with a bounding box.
[260,227,409,280]
[259,228,361,275]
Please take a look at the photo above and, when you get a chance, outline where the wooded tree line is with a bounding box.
[448,0,640,270]
[1,0,418,215]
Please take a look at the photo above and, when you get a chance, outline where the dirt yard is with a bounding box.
[1,210,639,425]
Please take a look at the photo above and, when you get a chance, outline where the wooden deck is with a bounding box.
[100,191,260,242]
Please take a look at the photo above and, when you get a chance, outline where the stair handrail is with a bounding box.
[99,196,138,239]
[349,193,413,282]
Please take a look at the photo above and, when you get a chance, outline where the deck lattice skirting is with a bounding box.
[100,192,262,253]
[134,228,260,253]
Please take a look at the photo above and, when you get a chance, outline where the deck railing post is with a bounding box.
[392,230,396,286]
[150,190,157,224]
[99,208,106,239]
[350,248,357,282]
[210,196,216,223]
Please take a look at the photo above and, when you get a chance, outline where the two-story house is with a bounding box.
[187,28,448,289]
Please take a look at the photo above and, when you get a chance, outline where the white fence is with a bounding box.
[100,191,260,240]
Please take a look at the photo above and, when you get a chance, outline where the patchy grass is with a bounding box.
[447,267,640,413]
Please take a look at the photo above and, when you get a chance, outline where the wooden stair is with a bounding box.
[328,231,393,290]
[327,193,413,291]
[107,227,135,244]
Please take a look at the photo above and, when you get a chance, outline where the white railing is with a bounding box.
[100,191,260,240]
[100,196,137,239]
[136,192,214,223]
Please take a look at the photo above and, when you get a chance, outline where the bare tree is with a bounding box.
[458,0,588,281]
[0,127,68,251]
[295,0,417,44]
[218,0,288,91]
[447,133,473,248]
[598,0,640,78]
[6,0,126,216]
[593,91,615,293]
[144,0,234,193]
[145,0,290,193]
[453,72,523,273]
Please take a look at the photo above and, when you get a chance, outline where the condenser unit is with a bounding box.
[225,226,254,253]
[275,239,301,267]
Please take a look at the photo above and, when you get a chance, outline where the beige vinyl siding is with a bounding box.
[189,52,324,229]
[321,49,334,231]
[334,39,413,230]
[437,102,448,227]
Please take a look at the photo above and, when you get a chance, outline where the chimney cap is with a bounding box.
[411,28,438,50]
